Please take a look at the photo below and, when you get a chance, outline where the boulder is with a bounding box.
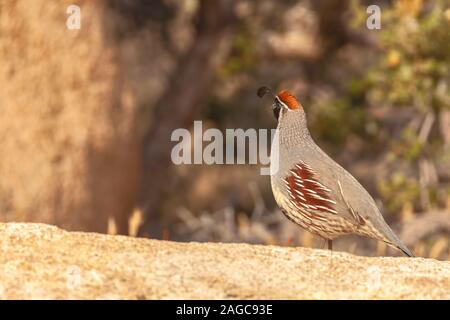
[0,223,448,299]
[0,0,177,233]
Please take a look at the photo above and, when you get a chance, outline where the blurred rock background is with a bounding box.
[0,0,449,259]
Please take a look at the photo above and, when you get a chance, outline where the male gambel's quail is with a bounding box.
[258,86,414,257]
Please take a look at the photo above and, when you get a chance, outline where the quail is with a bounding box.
[258,86,414,257]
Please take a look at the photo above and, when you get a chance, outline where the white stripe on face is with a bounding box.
[275,96,289,110]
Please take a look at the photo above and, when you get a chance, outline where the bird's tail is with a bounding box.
[383,226,415,257]
[396,242,415,257]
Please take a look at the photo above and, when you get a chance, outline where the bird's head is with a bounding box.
[257,86,302,121]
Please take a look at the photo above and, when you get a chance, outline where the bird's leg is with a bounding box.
[328,239,333,269]
[319,237,327,249]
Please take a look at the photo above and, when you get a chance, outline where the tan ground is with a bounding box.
[0,223,448,299]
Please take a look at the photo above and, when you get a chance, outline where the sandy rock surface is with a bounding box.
[0,223,448,299]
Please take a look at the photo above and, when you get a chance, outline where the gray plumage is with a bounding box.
[269,94,414,257]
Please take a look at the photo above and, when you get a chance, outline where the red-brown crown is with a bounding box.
[277,90,301,110]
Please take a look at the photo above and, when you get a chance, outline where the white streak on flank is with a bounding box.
[316,205,338,214]
[292,202,310,216]
[309,193,337,204]
[303,178,320,185]
[292,171,301,178]
[304,188,317,195]
[296,194,306,202]
[317,183,331,192]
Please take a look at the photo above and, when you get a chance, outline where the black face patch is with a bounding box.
[272,101,281,121]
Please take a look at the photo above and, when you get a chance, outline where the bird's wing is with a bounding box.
[284,160,366,226]
[336,179,366,225]
[285,155,414,256]
[284,161,339,222]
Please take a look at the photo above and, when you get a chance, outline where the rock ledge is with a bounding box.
[0,223,448,299]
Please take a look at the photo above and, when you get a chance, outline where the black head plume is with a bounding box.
[257,86,275,98]
[257,86,281,121]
